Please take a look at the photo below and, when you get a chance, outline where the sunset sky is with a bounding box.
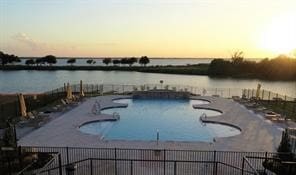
[1,0,296,58]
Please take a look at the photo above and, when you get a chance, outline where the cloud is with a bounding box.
[11,33,44,50]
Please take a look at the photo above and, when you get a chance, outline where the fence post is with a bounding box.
[90,159,93,175]
[213,151,217,175]
[163,149,166,175]
[130,160,133,175]
[293,99,296,117]
[18,146,23,170]
[174,161,177,175]
[96,84,99,95]
[284,96,287,116]
[7,155,12,175]
[66,147,69,165]
[264,152,267,173]
[115,148,117,175]
[247,89,250,99]
[241,157,245,175]
[58,154,63,175]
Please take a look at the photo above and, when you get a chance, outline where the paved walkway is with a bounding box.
[18,95,282,152]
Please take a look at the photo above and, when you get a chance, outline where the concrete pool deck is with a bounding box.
[18,95,282,152]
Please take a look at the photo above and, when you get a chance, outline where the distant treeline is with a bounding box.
[0,51,151,67]
[2,50,296,80]
[208,54,296,80]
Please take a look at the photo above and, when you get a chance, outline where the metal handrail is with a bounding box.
[242,156,261,175]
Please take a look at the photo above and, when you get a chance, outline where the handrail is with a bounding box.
[34,153,60,174]
[20,145,296,155]
[40,157,257,174]
[16,161,36,175]
[243,156,260,175]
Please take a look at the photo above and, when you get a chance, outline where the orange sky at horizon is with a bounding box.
[1,0,296,58]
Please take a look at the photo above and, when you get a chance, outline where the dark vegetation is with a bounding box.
[67,58,76,65]
[263,130,296,174]
[208,51,296,80]
[1,51,296,80]
[0,51,20,65]
[259,100,296,120]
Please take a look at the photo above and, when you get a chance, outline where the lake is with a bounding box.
[0,70,295,98]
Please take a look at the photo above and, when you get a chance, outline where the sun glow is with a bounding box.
[260,13,296,55]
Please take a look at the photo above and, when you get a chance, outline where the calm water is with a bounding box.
[79,99,240,142]
[0,70,295,97]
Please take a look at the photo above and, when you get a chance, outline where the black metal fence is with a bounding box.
[0,92,65,127]
[13,146,294,175]
[1,83,295,127]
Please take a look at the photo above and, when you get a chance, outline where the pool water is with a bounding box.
[79,99,240,142]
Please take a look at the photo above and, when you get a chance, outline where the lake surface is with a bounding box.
[0,70,295,97]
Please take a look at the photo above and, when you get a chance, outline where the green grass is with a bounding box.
[260,101,296,121]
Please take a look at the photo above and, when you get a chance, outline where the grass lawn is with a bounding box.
[260,100,296,121]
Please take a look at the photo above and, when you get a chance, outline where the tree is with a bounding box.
[278,130,291,154]
[43,55,57,66]
[112,59,120,66]
[102,58,111,66]
[0,51,7,66]
[86,59,94,64]
[67,58,76,66]
[25,59,35,66]
[35,58,45,66]
[139,56,150,66]
[0,51,20,66]
[120,58,128,66]
[231,51,244,65]
[128,57,138,66]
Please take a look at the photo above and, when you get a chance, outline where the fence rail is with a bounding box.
[15,146,294,175]
[2,146,294,175]
[1,83,295,128]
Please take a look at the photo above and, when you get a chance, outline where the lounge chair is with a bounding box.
[264,111,281,120]
[61,99,68,105]
[65,98,79,106]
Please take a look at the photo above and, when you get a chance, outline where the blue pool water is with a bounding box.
[79,99,240,142]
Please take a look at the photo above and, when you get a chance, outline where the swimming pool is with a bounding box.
[79,99,240,142]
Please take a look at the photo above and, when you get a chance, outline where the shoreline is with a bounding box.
[1,64,296,81]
